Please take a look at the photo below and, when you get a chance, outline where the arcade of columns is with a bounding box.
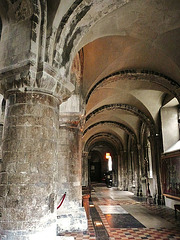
[0,0,180,239]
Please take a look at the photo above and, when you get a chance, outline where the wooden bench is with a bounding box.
[163,194,180,219]
[82,186,92,219]
[174,204,180,219]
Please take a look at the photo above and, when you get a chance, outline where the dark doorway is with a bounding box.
[89,150,102,182]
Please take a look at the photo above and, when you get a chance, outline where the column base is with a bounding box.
[0,223,57,240]
[157,194,164,205]
[57,207,87,233]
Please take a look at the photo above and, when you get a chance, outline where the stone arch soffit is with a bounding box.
[85,70,180,105]
[83,129,124,152]
[86,103,155,135]
[84,132,123,153]
[89,149,103,160]
[88,139,120,154]
[0,0,46,62]
[83,120,137,143]
[0,1,59,97]
[70,49,84,89]
[47,0,130,79]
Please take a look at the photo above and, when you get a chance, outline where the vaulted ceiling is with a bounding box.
[80,0,180,152]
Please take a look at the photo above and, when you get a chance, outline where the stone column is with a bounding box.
[57,118,87,233]
[131,151,136,193]
[0,91,59,240]
[151,135,163,204]
[133,147,139,196]
[82,151,89,186]
[137,144,142,196]
[122,150,128,190]
[117,154,121,189]
[0,95,4,163]
[128,149,133,191]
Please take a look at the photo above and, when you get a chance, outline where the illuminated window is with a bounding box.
[106,152,112,171]
[161,98,180,152]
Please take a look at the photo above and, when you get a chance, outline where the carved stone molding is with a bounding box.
[86,69,180,104]
[85,131,123,152]
[85,103,155,135]
[83,120,137,142]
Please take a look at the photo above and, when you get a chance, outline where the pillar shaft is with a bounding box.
[57,120,87,233]
[0,92,59,239]
[82,152,89,186]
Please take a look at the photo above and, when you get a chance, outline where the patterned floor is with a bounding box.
[59,184,180,240]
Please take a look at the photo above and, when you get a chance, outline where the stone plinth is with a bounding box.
[57,207,87,233]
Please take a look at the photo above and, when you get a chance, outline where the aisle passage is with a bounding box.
[59,184,180,240]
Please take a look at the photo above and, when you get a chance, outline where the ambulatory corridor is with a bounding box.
[61,184,180,240]
[0,1,180,239]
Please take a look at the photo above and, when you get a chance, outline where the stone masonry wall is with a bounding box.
[0,19,32,71]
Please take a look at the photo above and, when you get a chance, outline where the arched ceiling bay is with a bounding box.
[80,0,180,153]
[82,36,180,95]
[85,110,140,137]
[83,124,128,151]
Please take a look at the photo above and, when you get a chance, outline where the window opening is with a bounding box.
[106,152,112,171]
[147,140,153,178]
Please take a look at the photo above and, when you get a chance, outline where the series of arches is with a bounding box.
[0,0,179,238]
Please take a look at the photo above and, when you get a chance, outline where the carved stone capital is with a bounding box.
[59,114,84,132]
[0,61,74,102]
[86,69,180,104]
[86,103,155,136]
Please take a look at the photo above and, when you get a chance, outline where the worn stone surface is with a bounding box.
[57,114,87,232]
[0,91,59,238]
[0,0,180,239]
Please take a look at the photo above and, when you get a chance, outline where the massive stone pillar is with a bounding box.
[57,117,87,233]
[0,91,59,239]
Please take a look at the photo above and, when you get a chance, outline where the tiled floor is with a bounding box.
[60,184,180,239]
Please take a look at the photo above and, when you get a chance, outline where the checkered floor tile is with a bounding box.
[59,185,180,239]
